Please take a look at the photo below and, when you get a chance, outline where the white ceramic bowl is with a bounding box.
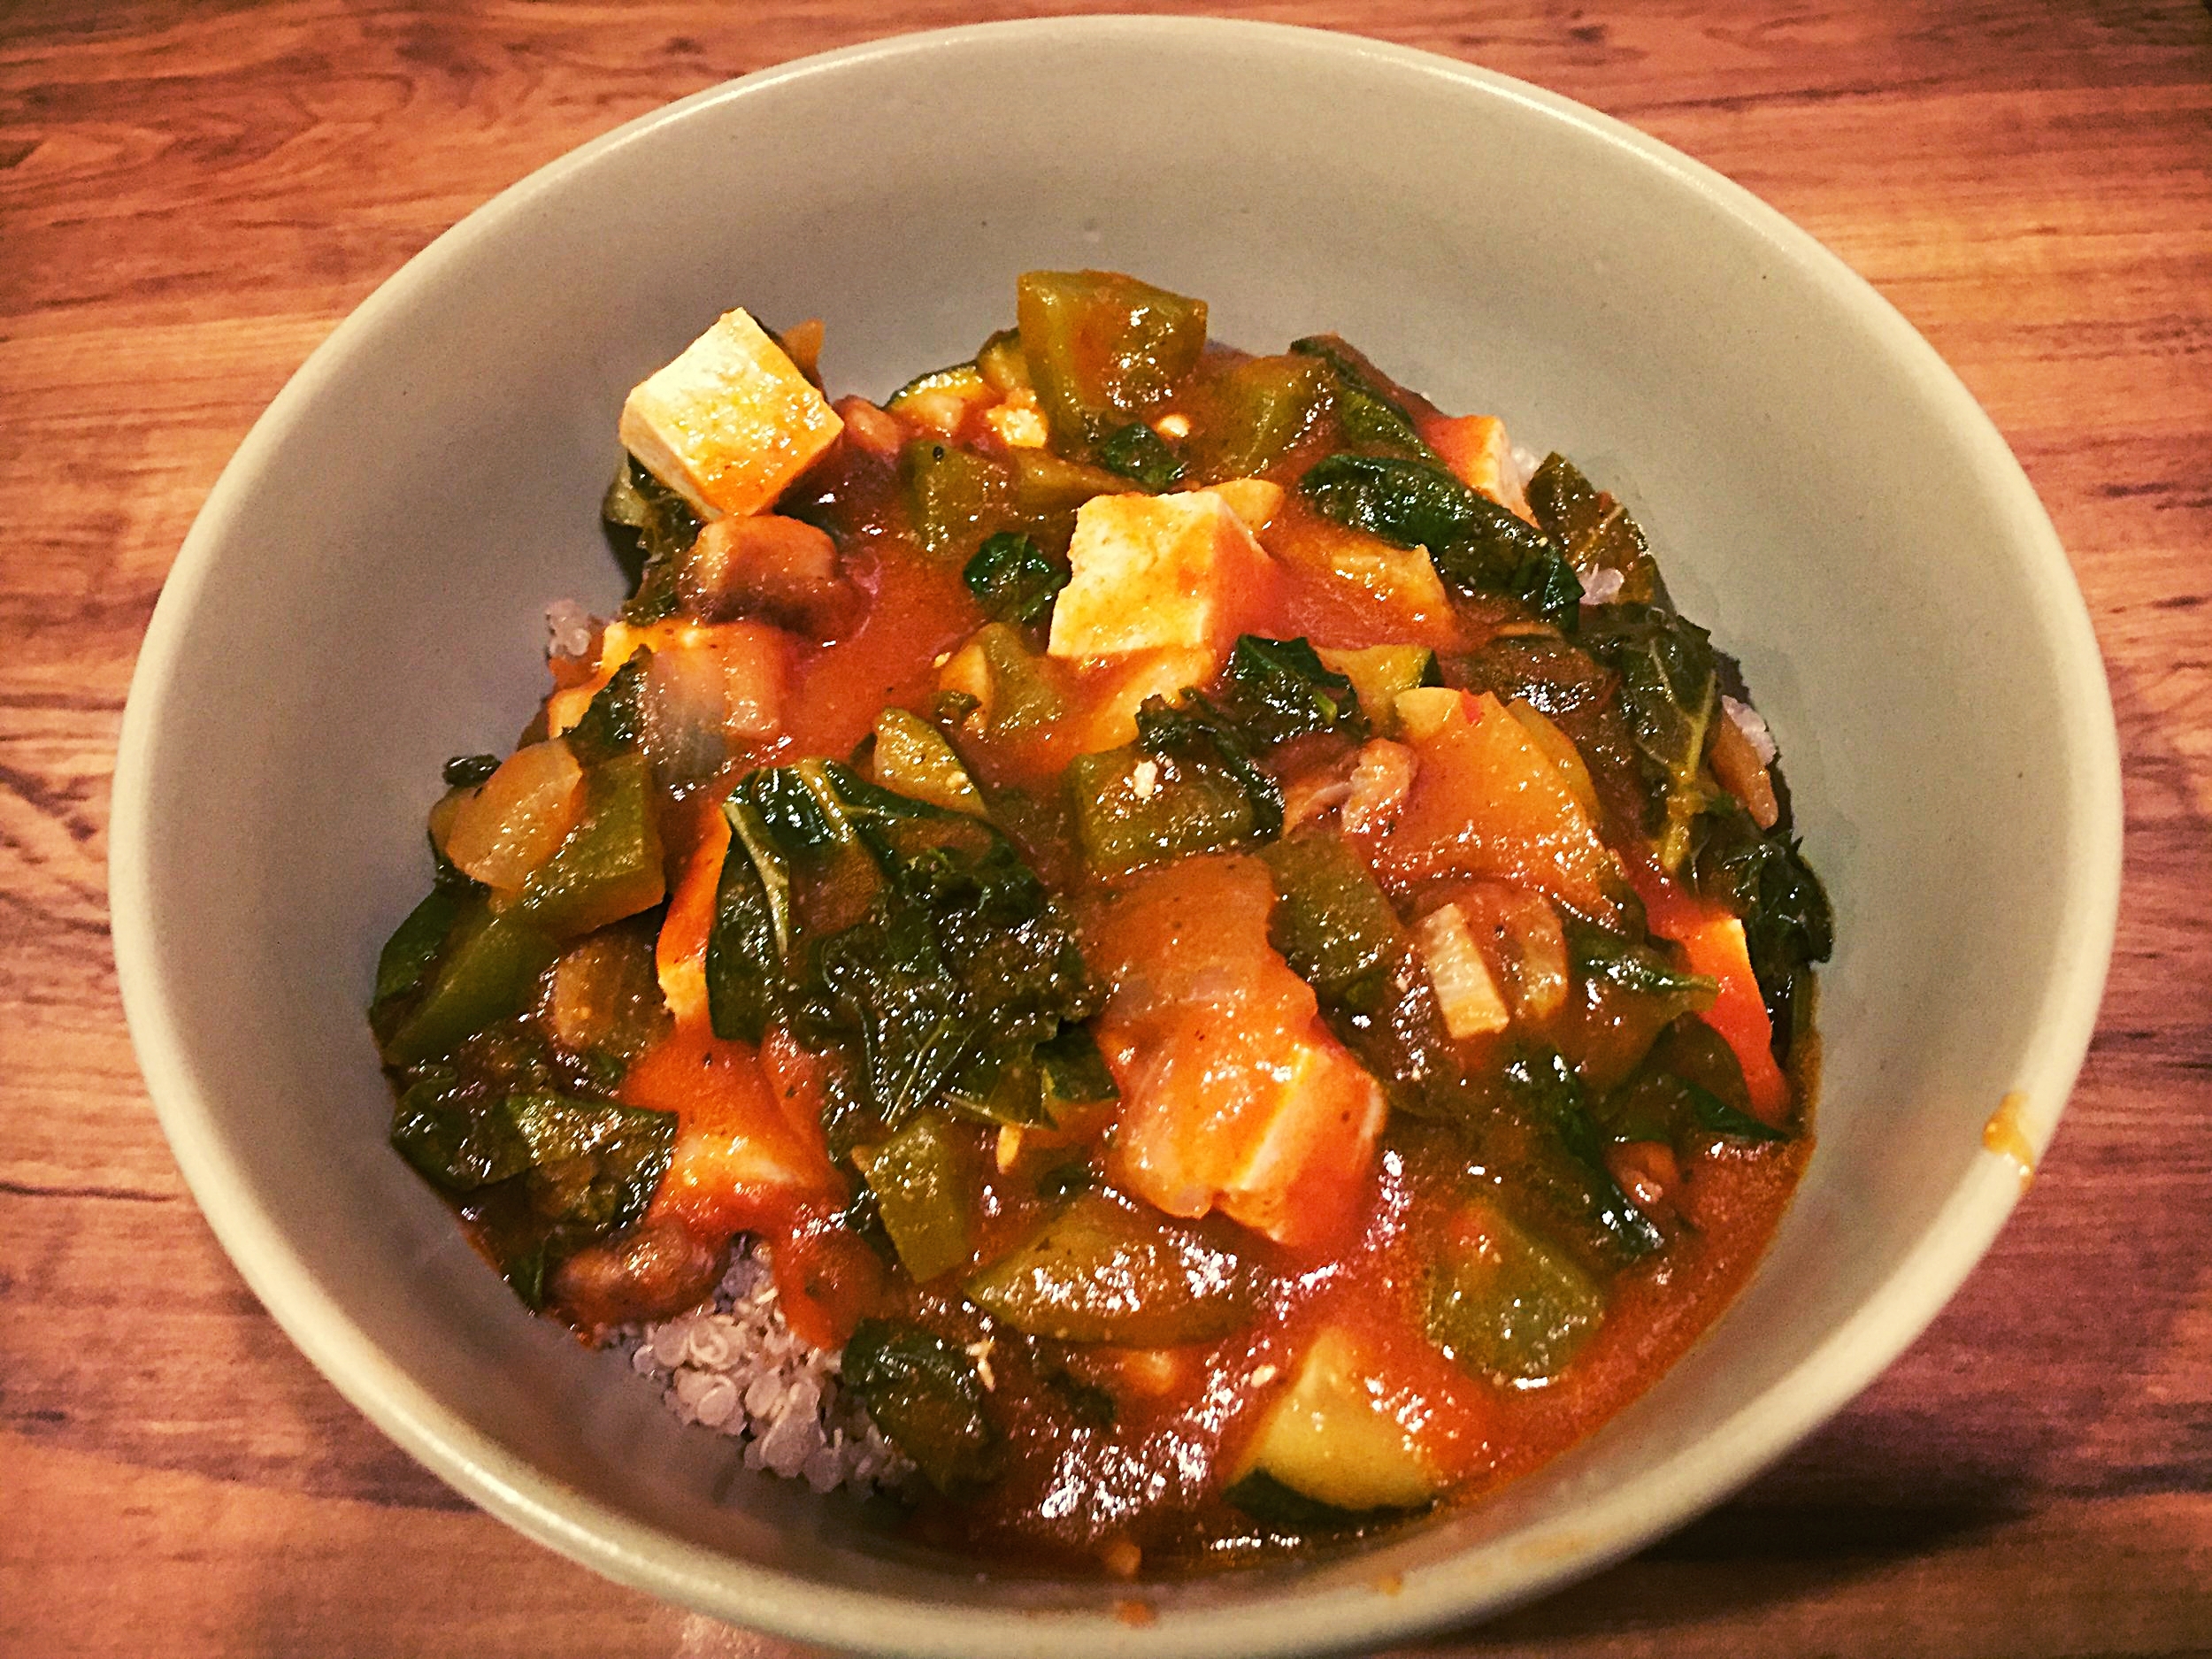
[112,18,2122,1656]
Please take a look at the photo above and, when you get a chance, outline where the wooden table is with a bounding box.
[4,3,2208,1652]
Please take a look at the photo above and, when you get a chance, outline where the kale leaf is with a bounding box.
[1289,334,1440,462]
[1580,603,1719,870]
[1094,420,1187,489]
[1688,795,1834,1035]
[1525,453,1658,605]
[963,530,1068,628]
[1218,634,1368,749]
[1299,452,1580,630]
[1134,695,1286,840]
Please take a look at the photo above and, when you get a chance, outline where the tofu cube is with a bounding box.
[1047,490,1273,662]
[618,308,843,518]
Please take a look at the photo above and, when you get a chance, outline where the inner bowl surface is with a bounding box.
[111,18,2120,1656]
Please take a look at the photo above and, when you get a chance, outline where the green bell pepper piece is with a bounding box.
[380,899,559,1066]
[1066,742,1256,877]
[513,751,665,941]
[860,1108,976,1282]
[1015,270,1208,448]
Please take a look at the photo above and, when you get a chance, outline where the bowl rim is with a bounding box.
[111,14,2124,1655]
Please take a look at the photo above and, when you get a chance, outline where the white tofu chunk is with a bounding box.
[618,308,843,518]
[1047,489,1273,661]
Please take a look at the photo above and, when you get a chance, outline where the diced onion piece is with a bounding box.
[1415,903,1512,1038]
[1709,706,1781,829]
[443,739,584,891]
[1342,739,1416,834]
[1455,880,1570,1021]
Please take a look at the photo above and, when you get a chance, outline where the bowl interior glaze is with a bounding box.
[112,19,2120,1656]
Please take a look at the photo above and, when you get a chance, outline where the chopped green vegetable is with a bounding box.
[508,1091,677,1233]
[1006,449,1130,554]
[872,707,985,816]
[1016,269,1208,447]
[888,361,987,412]
[962,530,1068,628]
[842,1317,1001,1494]
[899,438,1010,560]
[1065,741,1257,878]
[975,327,1032,395]
[1582,603,1720,871]
[1094,420,1187,489]
[1688,795,1834,1037]
[1217,634,1367,749]
[705,799,790,1043]
[1288,334,1439,462]
[1134,696,1285,839]
[1299,453,1579,629]
[1563,915,1716,1010]
[964,1190,1252,1345]
[1314,645,1440,729]
[512,750,664,940]
[388,1068,532,1191]
[564,652,649,769]
[602,456,702,613]
[1425,1198,1607,1384]
[1493,1048,1664,1261]
[1233,1325,1440,1514]
[945,620,1066,740]
[1186,354,1330,482]
[860,1109,977,1281]
[1262,829,1406,1003]
[442,753,501,787]
[1526,454,1659,605]
[371,887,469,1042]
[1035,1024,1119,1117]
[380,902,559,1066]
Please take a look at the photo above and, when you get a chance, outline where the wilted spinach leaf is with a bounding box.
[1689,795,1834,1034]
[603,457,699,621]
[842,1317,1001,1494]
[507,1092,677,1233]
[565,650,649,767]
[1135,695,1286,840]
[1563,915,1716,1010]
[1494,1048,1664,1261]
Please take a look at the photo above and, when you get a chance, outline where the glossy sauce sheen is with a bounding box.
[416,325,1817,1575]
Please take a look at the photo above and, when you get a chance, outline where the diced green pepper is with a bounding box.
[964,1190,1252,1345]
[945,621,1066,741]
[1261,829,1406,1002]
[1067,742,1256,877]
[887,361,987,415]
[513,752,665,941]
[842,1317,1001,1494]
[1006,449,1129,555]
[974,327,1032,396]
[1187,354,1330,482]
[380,901,559,1066]
[872,707,985,816]
[859,1108,977,1282]
[1425,1198,1607,1384]
[370,886,468,1042]
[898,438,1010,560]
[1016,270,1208,447]
[507,1091,677,1233]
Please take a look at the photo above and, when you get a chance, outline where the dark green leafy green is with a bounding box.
[1262,829,1406,1003]
[1299,453,1580,629]
[564,651,649,768]
[962,531,1067,628]
[1526,454,1658,605]
[1218,635,1367,749]
[1582,603,1720,869]
[371,887,468,1042]
[507,1092,677,1233]
[1688,796,1835,1035]
[603,457,701,620]
[842,1317,1001,1494]
[1134,696,1285,840]
[1563,915,1716,1009]
[1494,1048,1664,1260]
[703,760,1098,1148]
[1017,270,1208,447]
[1094,420,1187,489]
[1288,334,1439,462]
[388,1067,533,1191]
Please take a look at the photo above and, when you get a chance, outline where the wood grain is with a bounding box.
[4,2,2208,1653]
